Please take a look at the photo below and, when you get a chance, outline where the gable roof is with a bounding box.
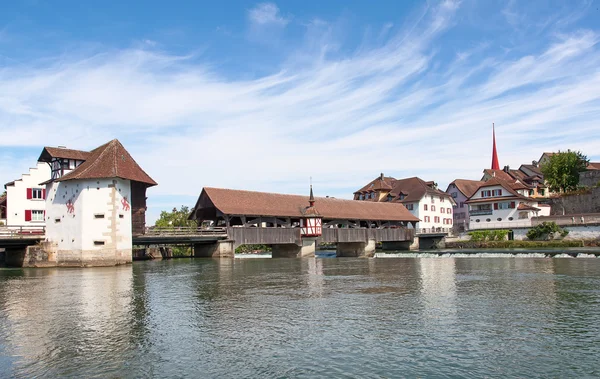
[38,147,90,162]
[389,177,450,203]
[469,177,529,201]
[448,179,485,198]
[56,139,157,186]
[354,174,395,193]
[482,169,514,182]
[193,187,419,222]
[587,162,600,170]
[519,164,543,176]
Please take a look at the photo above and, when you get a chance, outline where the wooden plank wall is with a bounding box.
[227,227,301,247]
[226,227,414,247]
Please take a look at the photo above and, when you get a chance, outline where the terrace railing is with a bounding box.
[0,226,46,239]
[144,227,228,237]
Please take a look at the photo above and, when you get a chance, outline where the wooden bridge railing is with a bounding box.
[144,227,228,237]
[227,227,301,248]
[140,226,414,246]
[319,228,414,243]
[0,226,46,239]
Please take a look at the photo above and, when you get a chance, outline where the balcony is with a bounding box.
[469,221,532,230]
[469,209,493,216]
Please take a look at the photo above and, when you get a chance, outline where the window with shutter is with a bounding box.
[510,202,515,208]
[42,189,46,199]
[27,188,32,199]
[25,210,32,221]
[494,203,498,210]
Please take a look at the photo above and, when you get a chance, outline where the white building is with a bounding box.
[466,178,551,230]
[4,162,51,227]
[38,140,156,266]
[354,175,455,233]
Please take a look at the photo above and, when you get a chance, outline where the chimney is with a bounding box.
[503,165,510,173]
[380,173,384,180]
[58,146,67,149]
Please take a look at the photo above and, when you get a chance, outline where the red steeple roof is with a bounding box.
[491,123,500,170]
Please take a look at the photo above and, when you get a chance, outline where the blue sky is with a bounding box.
[1,0,599,223]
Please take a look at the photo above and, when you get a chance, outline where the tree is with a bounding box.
[154,206,197,228]
[540,150,589,193]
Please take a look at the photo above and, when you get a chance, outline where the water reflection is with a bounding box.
[0,258,599,378]
[0,266,135,378]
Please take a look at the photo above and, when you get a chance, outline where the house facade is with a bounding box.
[445,179,484,232]
[38,140,156,266]
[466,178,551,230]
[354,174,455,232]
[4,162,51,227]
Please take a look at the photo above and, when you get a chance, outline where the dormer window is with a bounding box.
[399,194,405,200]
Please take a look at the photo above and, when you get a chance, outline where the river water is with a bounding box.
[1,256,599,378]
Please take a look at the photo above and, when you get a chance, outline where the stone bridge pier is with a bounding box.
[271,238,317,258]
[336,239,377,258]
[193,240,235,258]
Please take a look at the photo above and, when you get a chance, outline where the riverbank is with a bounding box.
[445,239,599,249]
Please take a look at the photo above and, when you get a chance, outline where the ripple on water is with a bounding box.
[0,258,599,378]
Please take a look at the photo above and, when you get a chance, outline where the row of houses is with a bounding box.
[2,134,598,236]
[353,149,599,233]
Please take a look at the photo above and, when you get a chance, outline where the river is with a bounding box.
[1,256,599,378]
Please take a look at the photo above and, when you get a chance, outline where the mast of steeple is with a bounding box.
[491,123,500,170]
[309,184,315,207]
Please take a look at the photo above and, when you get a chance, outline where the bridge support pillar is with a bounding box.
[336,238,376,258]
[4,245,55,267]
[418,236,445,250]
[271,238,316,258]
[381,240,415,251]
[193,240,234,258]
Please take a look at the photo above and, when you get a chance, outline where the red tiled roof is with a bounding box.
[0,194,6,205]
[518,203,540,211]
[56,139,157,186]
[587,162,600,170]
[519,164,543,176]
[38,147,90,162]
[355,175,395,193]
[467,177,530,202]
[482,169,514,182]
[448,179,485,198]
[391,177,451,203]
[193,187,420,222]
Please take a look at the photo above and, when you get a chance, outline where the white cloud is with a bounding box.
[248,3,289,26]
[1,0,599,223]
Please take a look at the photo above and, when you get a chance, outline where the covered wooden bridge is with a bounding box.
[188,187,420,257]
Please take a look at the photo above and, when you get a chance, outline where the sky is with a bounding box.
[1,0,599,223]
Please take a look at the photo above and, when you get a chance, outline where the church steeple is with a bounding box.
[491,123,500,170]
[309,184,315,207]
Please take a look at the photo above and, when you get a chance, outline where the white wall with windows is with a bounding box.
[5,162,51,227]
[411,194,454,231]
[45,178,132,255]
[468,184,549,230]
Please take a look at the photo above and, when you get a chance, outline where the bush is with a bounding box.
[235,244,271,254]
[468,230,508,242]
[526,222,569,241]
[0,221,4,226]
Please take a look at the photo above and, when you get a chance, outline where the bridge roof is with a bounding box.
[192,187,419,222]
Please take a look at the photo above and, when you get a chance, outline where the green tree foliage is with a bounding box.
[540,150,589,193]
[468,230,509,242]
[526,222,569,240]
[154,206,197,228]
